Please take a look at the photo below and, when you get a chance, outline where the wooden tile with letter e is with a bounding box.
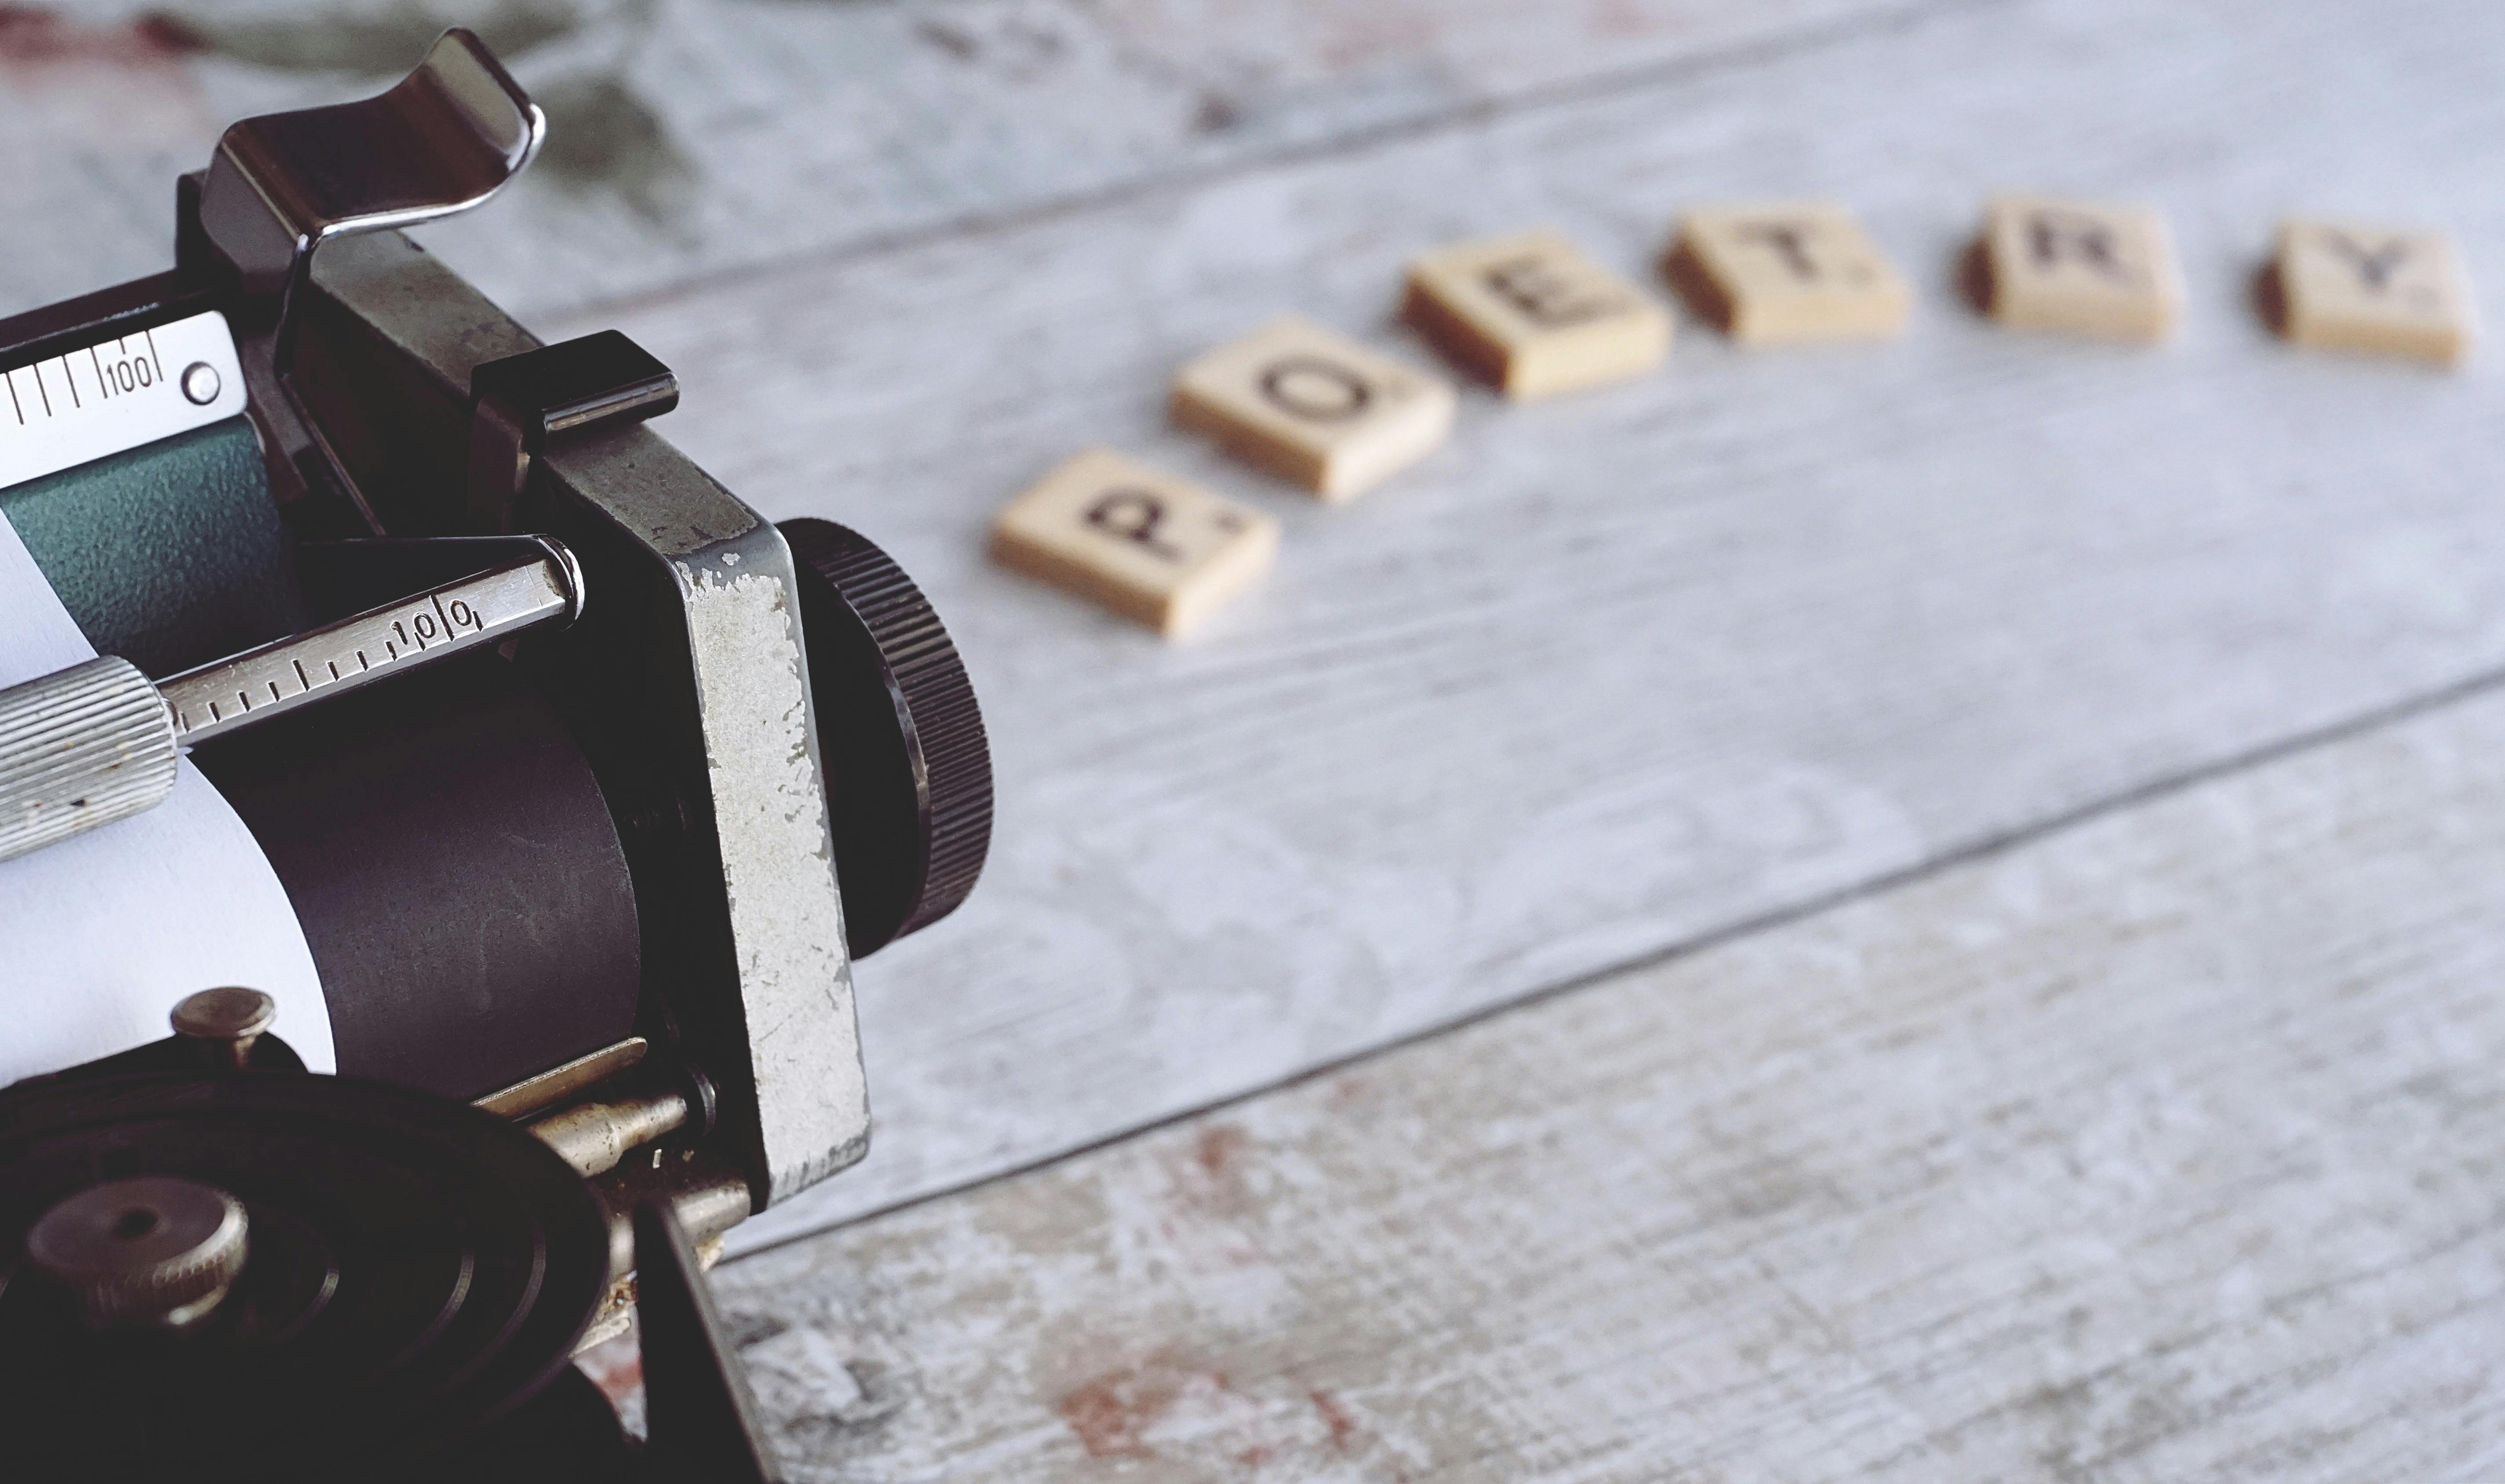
[1402,229,1669,399]
[1983,195,2182,343]
[991,448,1278,637]
[1668,202,1910,345]
[2276,219,2476,367]
[1171,316,1456,500]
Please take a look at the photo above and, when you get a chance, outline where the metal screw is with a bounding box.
[169,986,277,1069]
[27,1177,250,1330]
[180,361,220,406]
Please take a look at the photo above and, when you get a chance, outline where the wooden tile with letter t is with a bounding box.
[1401,229,1669,398]
[991,448,1278,637]
[2276,220,2476,367]
[1983,195,2182,343]
[1171,316,1455,500]
[1668,202,1910,345]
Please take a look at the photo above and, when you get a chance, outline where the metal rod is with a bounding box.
[528,1087,693,1179]
[0,538,581,864]
[474,1035,649,1120]
[160,539,579,748]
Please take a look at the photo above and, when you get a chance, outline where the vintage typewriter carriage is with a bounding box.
[0,36,993,1455]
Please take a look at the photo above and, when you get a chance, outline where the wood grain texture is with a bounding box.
[710,680,2505,1481]
[16,0,2505,1299]
[0,0,1944,319]
[565,0,2505,1248]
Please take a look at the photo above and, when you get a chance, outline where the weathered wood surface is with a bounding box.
[13,0,2505,1469]
[567,0,2505,1246]
[712,681,2505,1481]
[8,0,2505,1262]
[0,0,1941,318]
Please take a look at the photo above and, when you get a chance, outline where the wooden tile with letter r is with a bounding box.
[1983,195,2182,344]
[990,448,1278,637]
[2276,219,2476,367]
[1668,201,1911,345]
[1171,316,1456,500]
[1402,229,1669,399]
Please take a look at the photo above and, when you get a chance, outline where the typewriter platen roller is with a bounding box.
[0,31,991,1479]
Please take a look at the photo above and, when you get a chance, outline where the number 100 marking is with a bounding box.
[391,596,485,654]
[88,332,166,402]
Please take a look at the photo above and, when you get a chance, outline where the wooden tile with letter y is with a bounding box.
[2276,219,2476,367]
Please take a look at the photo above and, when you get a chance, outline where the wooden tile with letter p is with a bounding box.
[1983,195,2182,344]
[2276,219,2476,368]
[1172,316,1456,500]
[1668,202,1910,345]
[991,448,1278,638]
[1401,229,1669,399]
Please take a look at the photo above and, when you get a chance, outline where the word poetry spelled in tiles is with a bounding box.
[1172,316,1456,500]
[1984,195,2182,344]
[1669,202,1911,345]
[991,447,1279,637]
[2276,220,2476,367]
[1402,229,1670,398]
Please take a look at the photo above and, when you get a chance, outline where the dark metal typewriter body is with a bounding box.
[0,32,992,1481]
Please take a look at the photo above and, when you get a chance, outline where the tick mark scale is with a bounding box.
[0,312,249,491]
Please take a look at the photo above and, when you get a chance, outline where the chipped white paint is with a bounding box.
[680,560,869,1202]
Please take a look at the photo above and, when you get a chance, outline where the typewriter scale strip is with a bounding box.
[16,0,2505,1479]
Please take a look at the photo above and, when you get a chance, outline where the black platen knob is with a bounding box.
[781,519,993,957]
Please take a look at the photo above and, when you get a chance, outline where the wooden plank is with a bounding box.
[566,0,2505,1248]
[705,680,2505,1481]
[0,0,1942,317]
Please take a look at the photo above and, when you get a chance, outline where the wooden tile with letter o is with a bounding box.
[1401,229,1669,399]
[1668,202,1911,345]
[1983,195,2182,343]
[1171,316,1456,500]
[991,448,1279,637]
[2276,219,2476,367]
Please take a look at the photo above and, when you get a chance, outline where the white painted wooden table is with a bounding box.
[11,0,2505,1476]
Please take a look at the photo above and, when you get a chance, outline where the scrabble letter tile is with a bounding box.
[1171,316,1455,500]
[1402,229,1669,398]
[1668,202,1910,345]
[991,448,1278,637]
[1983,195,2181,343]
[2276,219,2476,367]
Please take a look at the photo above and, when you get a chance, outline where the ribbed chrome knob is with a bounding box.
[0,655,178,863]
[26,1177,250,1330]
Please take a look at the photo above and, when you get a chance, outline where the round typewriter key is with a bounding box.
[0,1070,609,1482]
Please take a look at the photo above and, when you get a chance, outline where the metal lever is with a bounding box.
[0,539,581,863]
[197,28,544,297]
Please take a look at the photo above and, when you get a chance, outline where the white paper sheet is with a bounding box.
[0,509,333,1080]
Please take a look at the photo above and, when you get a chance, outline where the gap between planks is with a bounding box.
[734,653,2505,1259]
[544,0,2003,330]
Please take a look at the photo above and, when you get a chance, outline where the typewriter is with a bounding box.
[0,33,992,1481]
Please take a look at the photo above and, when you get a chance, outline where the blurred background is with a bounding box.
[9,3,2505,1477]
